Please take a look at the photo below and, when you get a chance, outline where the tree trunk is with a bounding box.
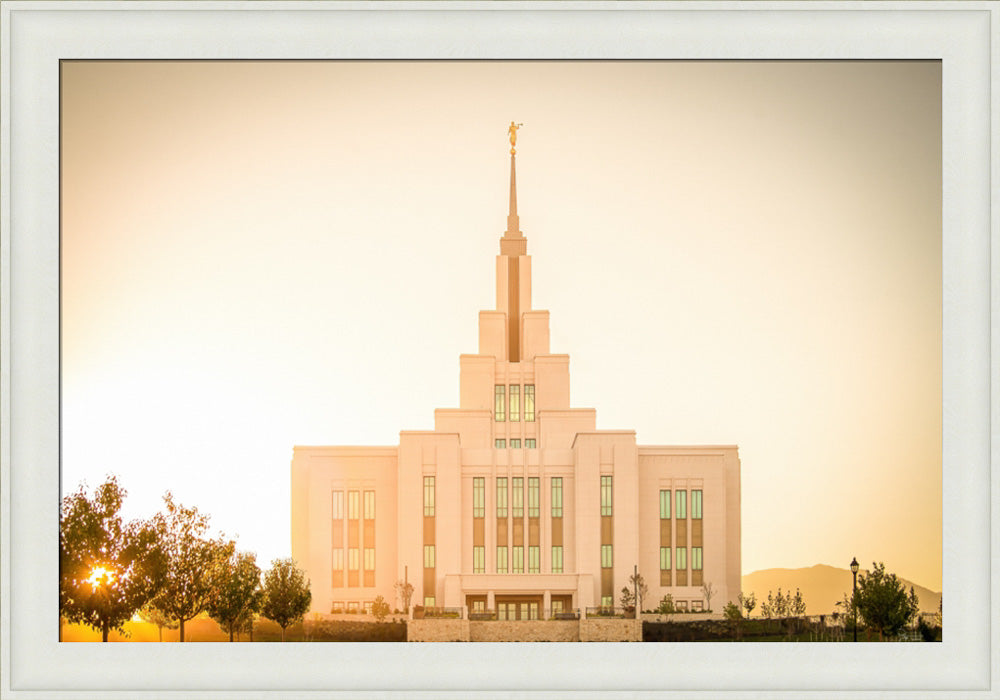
[229,624,234,643]
[281,625,286,642]
[102,621,109,643]
[157,625,163,643]
[180,619,185,642]
[249,619,254,642]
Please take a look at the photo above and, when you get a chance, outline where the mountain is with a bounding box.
[741,564,941,615]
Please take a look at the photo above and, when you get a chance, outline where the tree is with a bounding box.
[60,477,166,642]
[791,588,807,616]
[619,586,635,612]
[138,603,178,642]
[372,594,391,622]
[207,550,262,642]
[394,579,414,613]
[628,571,649,612]
[654,594,676,615]
[723,601,743,640]
[701,582,715,612]
[738,591,757,619]
[150,493,233,642]
[261,558,312,641]
[852,562,920,640]
[761,588,791,619]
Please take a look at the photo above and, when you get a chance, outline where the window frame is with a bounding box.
[601,544,613,569]
[512,477,524,518]
[423,476,435,517]
[692,546,703,571]
[496,477,508,518]
[676,546,687,570]
[659,489,670,519]
[524,385,535,422]
[676,489,687,519]
[600,475,613,516]
[473,545,485,573]
[348,490,360,520]
[363,490,375,519]
[692,489,703,519]
[494,385,506,422]
[528,545,540,573]
[497,545,508,573]
[551,477,563,517]
[528,477,539,518]
[332,490,344,520]
[660,546,671,571]
[423,544,435,569]
[509,384,520,422]
[472,477,485,518]
[551,545,563,573]
[512,545,524,574]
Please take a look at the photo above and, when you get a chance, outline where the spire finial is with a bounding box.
[508,121,522,155]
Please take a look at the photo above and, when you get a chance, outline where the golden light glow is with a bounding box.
[87,566,114,590]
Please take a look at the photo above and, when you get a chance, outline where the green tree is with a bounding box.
[207,550,262,642]
[654,594,676,615]
[261,558,312,642]
[723,601,743,640]
[138,603,178,642]
[852,562,920,640]
[60,477,166,642]
[372,594,391,622]
[738,591,757,619]
[150,493,233,642]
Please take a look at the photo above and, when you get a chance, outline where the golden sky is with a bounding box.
[61,61,942,589]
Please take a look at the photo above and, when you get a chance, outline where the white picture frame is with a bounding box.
[1,2,995,697]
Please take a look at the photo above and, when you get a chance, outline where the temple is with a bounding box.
[290,126,741,619]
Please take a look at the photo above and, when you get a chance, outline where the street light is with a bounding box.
[850,557,860,642]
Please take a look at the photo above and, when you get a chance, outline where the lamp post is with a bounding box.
[850,557,859,642]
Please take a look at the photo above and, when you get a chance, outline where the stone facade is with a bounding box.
[469,620,579,643]
[407,618,470,642]
[579,618,642,642]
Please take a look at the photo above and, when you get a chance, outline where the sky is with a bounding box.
[60,61,942,590]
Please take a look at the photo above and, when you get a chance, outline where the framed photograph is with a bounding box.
[2,2,995,698]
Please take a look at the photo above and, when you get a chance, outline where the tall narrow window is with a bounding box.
[423,545,435,568]
[512,477,524,518]
[692,490,703,519]
[551,478,563,517]
[676,547,687,570]
[528,478,539,518]
[473,546,485,573]
[600,476,613,516]
[496,478,508,518]
[551,546,563,573]
[349,548,359,570]
[660,546,671,571]
[601,544,613,568]
[364,490,375,519]
[659,489,671,519]
[528,546,540,573]
[676,490,687,519]
[524,385,535,421]
[348,491,360,520]
[497,546,508,573]
[473,477,485,518]
[423,476,435,516]
[692,547,703,570]
[512,546,524,573]
[509,385,520,422]
[364,547,375,571]
[494,385,506,422]
[601,595,613,608]
[332,491,344,519]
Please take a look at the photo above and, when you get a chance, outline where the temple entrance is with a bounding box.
[495,595,544,621]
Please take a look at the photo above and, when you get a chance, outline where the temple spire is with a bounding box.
[501,122,526,257]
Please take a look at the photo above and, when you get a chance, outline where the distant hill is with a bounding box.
[741,564,941,615]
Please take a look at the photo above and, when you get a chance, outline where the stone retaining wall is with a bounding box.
[470,620,579,642]
[407,618,470,642]
[579,618,642,642]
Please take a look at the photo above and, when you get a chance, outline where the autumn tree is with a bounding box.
[372,594,391,622]
[394,579,414,613]
[701,582,715,612]
[60,476,166,642]
[138,603,178,642]
[261,558,312,642]
[207,550,262,642]
[852,561,920,640]
[150,493,233,642]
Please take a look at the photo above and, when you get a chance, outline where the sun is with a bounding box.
[87,566,114,589]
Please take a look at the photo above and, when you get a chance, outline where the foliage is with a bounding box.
[372,595,391,622]
[723,601,742,620]
[701,582,715,612]
[149,492,233,641]
[138,602,178,642]
[852,562,920,640]
[738,591,757,619]
[59,476,166,641]
[654,594,677,615]
[261,558,312,641]
[619,586,635,612]
[207,550,262,642]
[791,588,807,616]
[760,588,798,618]
[394,579,414,612]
